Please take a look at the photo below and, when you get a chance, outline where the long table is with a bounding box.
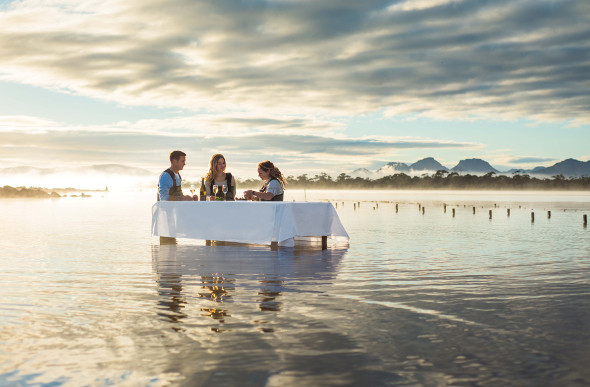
[151,201,349,247]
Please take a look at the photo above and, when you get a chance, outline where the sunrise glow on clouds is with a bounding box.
[0,0,589,184]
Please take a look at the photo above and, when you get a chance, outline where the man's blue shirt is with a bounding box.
[159,171,181,201]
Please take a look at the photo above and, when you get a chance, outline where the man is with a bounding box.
[158,150,197,201]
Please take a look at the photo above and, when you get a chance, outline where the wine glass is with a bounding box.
[222,184,228,200]
[212,185,218,200]
[190,184,195,195]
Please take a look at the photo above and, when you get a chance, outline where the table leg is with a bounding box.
[160,236,177,245]
[206,240,212,246]
[322,236,328,250]
[270,241,278,251]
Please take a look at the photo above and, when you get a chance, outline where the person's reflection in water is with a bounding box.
[199,273,235,332]
[153,245,187,332]
[258,275,283,312]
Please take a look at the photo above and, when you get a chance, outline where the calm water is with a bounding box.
[1,190,589,386]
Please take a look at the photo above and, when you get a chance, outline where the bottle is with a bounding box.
[199,178,206,201]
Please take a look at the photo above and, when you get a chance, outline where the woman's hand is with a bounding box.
[244,190,253,200]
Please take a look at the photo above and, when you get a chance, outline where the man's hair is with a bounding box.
[170,150,186,163]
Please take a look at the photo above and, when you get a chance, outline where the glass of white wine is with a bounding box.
[212,185,218,200]
[222,184,228,201]
[190,184,195,196]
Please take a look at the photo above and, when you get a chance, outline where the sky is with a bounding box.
[1,0,589,188]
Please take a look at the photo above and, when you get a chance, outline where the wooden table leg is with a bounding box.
[321,236,328,250]
[270,241,278,250]
[160,236,177,245]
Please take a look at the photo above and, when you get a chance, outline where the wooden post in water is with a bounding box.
[443,204,447,213]
[473,207,476,215]
[452,208,456,217]
[547,211,551,219]
[584,214,587,226]
[376,203,379,209]
[531,212,535,223]
[489,210,492,219]
[422,207,425,215]
[507,209,510,217]
[396,203,398,213]
[354,203,356,210]
[335,202,338,209]
[418,203,421,211]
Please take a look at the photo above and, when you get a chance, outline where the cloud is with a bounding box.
[0,118,478,177]
[0,115,61,132]
[510,157,556,164]
[0,0,588,123]
[0,111,343,136]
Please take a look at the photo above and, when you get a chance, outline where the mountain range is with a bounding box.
[352,158,590,178]
[1,159,589,189]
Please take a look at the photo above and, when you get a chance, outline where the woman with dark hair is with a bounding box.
[205,154,236,200]
[244,161,286,201]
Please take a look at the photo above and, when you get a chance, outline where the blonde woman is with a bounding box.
[244,160,286,201]
[205,154,236,201]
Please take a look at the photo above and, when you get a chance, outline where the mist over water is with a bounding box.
[0,190,589,386]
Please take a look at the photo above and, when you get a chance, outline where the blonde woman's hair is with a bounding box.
[258,160,286,189]
[205,154,225,181]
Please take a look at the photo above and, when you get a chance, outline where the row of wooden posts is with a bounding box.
[334,201,588,226]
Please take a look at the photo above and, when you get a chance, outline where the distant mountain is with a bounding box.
[410,157,448,172]
[353,158,590,178]
[350,167,374,178]
[451,159,499,174]
[529,158,590,177]
[376,162,410,175]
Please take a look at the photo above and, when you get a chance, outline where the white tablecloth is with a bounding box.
[151,201,349,245]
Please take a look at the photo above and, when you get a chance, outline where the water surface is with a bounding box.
[1,190,589,386]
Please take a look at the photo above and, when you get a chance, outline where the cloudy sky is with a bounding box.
[1,0,589,185]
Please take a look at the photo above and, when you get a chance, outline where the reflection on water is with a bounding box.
[156,270,186,329]
[151,244,346,338]
[199,273,234,329]
[258,276,283,312]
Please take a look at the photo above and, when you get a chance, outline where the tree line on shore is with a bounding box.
[0,186,61,198]
[4,171,589,198]
[236,171,590,190]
